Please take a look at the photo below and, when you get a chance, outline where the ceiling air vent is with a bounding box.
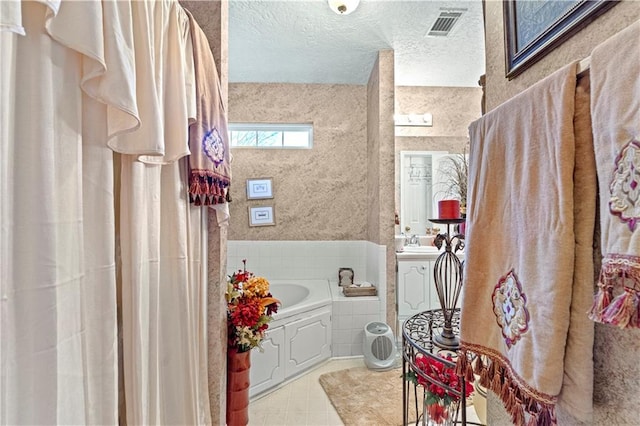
[427,11,463,37]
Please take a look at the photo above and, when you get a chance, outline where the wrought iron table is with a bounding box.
[402,309,482,426]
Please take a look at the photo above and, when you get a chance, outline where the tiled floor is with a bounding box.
[248,357,482,426]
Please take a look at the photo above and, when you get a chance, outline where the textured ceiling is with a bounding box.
[229,0,486,87]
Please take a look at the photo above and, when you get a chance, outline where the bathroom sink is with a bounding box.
[400,246,440,254]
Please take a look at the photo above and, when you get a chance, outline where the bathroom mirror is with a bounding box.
[399,150,452,236]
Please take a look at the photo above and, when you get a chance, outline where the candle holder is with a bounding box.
[429,218,465,350]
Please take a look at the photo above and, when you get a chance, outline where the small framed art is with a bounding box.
[248,206,275,227]
[246,178,274,200]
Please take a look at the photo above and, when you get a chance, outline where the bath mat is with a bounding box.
[319,367,418,426]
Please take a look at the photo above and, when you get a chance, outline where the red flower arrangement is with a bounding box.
[405,353,474,424]
[226,260,279,353]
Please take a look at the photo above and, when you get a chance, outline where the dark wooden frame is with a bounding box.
[503,0,618,79]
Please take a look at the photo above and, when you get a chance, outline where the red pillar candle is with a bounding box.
[438,200,460,219]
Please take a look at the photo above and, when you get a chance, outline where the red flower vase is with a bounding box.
[423,400,458,426]
[226,350,251,426]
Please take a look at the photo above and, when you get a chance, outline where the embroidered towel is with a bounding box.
[556,73,596,423]
[459,62,594,425]
[185,10,232,207]
[588,20,640,329]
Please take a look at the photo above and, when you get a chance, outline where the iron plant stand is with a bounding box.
[429,218,465,350]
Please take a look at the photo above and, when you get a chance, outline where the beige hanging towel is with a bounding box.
[185,10,232,206]
[458,61,596,425]
[588,20,640,329]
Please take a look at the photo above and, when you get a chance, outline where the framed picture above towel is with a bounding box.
[504,0,618,78]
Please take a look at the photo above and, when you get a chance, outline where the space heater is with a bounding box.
[362,321,397,370]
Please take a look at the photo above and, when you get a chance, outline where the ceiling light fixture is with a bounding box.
[328,0,360,15]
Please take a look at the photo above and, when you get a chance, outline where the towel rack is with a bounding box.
[577,57,591,77]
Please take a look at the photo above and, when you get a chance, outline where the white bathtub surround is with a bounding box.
[227,240,386,322]
[330,282,382,357]
[249,280,332,397]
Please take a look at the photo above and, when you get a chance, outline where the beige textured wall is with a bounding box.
[366,50,397,331]
[395,86,482,138]
[483,2,640,424]
[367,60,381,244]
[178,1,228,424]
[227,83,368,241]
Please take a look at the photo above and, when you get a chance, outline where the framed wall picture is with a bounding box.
[246,178,273,200]
[248,206,275,227]
[504,0,618,78]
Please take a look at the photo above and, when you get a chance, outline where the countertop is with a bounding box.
[396,247,464,261]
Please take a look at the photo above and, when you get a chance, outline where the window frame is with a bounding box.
[228,123,313,149]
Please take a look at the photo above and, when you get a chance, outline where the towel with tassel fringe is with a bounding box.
[461,60,596,425]
[185,10,232,207]
[588,21,640,329]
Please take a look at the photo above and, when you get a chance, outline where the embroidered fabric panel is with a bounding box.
[492,270,530,348]
[202,126,225,167]
[609,138,640,231]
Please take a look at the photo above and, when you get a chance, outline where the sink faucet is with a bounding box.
[407,234,420,246]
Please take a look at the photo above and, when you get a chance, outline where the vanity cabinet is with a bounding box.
[397,260,439,318]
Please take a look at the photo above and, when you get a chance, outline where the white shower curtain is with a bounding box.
[119,157,210,425]
[1,1,120,423]
[1,1,212,424]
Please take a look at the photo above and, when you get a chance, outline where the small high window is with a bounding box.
[229,123,313,149]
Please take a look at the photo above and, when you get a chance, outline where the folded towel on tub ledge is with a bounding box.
[457,61,596,425]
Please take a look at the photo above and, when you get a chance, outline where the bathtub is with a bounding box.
[249,280,332,397]
[270,280,331,321]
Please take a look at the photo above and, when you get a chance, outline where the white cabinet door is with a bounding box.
[249,326,285,397]
[284,309,331,378]
[397,260,433,317]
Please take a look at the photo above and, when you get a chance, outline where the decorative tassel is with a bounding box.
[200,180,209,196]
[587,281,612,322]
[226,183,233,202]
[190,179,201,196]
[499,378,510,402]
[602,286,640,328]
[474,354,484,375]
[538,406,554,426]
[188,171,231,206]
[506,391,519,421]
[465,360,476,384]
[487,360,496,382]
[479,367,490,389]
[513,404,525,426]
[491,367,502,393]
[455,351,466,377]
[526,413,538,426]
